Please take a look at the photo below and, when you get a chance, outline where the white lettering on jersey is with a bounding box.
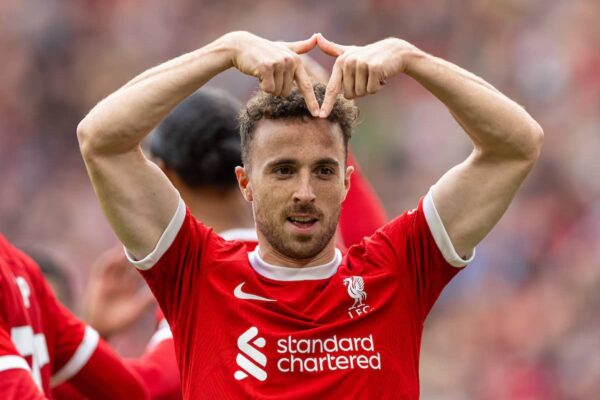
[15,277,31,308]
[276,334,381,373]
[343,276,372,319]
[11,326,50,389]
[233,282,277,302]
[234,327,267,382]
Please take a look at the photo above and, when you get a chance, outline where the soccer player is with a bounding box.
[0,234,150,399]
[77,32,543,398]
[81,85,386,399]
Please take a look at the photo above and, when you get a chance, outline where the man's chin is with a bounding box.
[276,238,327,260]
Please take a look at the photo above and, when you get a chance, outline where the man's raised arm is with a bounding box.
[77,32,319,259]
[318,34,543,258]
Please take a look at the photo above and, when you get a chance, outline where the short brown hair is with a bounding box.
[238,83,358,166]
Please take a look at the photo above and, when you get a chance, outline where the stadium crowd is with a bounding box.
[1,0,599,398]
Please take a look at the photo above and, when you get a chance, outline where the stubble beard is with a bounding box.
[255,204,340,260]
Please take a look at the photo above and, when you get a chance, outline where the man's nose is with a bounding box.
[293,172,316,203]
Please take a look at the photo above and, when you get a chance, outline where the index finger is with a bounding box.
[319,60,343,118]
[294,64,320,117]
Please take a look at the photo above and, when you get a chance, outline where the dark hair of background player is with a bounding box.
[148,88,242,189]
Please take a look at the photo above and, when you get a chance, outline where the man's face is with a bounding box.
[237,118,352,260]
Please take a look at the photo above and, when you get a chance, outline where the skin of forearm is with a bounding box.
[78,37,235,156]
[404,50,543,160]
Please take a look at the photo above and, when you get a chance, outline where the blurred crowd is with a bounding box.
[1,0,599,398]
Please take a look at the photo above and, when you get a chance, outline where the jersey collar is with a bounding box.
[248,246,342,281]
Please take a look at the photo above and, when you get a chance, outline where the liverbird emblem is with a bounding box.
[343,276,367,310]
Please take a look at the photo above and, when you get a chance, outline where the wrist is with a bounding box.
[213,31,251,69]
[401,44,429,77]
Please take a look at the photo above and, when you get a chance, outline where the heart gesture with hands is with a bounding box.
[227,32,321,117]
[315,33,421,117]
[227,31,421,119]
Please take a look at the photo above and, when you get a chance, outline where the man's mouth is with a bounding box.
[287,215,319,230]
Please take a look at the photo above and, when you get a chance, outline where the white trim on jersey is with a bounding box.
[423,189,475,268]
[125,196,187,271]
[146,319,173,351]
[219,228,258,242]
[50,326,100,387]
[0,355,31,373]
[248,247,342,281]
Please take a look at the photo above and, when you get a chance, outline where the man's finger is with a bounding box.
[343,61,356,99]
[273,64,284,96]
[366,69,384,94]
[259,70,276,94]
[320,61,343,118]
[316,33,345,57]
[355,62,368,97]
[294,65,320,117]
[285,34,318,54]
[281,64,296,97]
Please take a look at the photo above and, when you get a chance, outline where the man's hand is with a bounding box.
[316,33,422,117]
[84,247,155,338]
[225,32,321,116]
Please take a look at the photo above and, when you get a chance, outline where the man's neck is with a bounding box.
[256,235,338,268]
[181,187,254,233]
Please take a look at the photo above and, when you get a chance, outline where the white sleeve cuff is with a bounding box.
[146,319,173,351]
[0,355,31,373]
[423,190,475,268]
[51,326,99,387]
[124,197,186,271]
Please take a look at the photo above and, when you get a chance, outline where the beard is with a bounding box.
[254,201,340,260]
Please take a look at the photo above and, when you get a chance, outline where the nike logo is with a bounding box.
[234,283,277,302]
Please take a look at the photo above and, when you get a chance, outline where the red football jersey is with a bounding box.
[128,191,472,399]
[0,235,98,398]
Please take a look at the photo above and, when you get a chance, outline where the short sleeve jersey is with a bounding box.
[0,235,99,398]
[129,192,473,399]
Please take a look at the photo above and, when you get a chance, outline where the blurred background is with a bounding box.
[1,0,599,398]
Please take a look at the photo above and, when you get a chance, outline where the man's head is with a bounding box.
[236,83,358,260]
[148,88,242,190]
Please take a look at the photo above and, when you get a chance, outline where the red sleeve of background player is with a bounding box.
[338,151,388,248]
[14,252,149,399]
[57,340,149,399]
[127,333,181,400]
[0,315,46,399]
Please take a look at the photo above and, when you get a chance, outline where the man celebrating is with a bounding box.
[77,32,542,398]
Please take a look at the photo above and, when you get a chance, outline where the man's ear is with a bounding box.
[235,166,253,202]
[342,165,354,201]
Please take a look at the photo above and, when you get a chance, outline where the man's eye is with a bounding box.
[274,166,293,175]
[317,167,334,176]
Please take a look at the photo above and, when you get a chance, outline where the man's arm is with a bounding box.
[78,32,319,259]
[318,34,543,257]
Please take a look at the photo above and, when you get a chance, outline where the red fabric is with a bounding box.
[0,369,46,399]
[0,234,149,399]
[128,339,181,400]
[64,340,148,399]
[139,195,460,399]
[0,234,85,398]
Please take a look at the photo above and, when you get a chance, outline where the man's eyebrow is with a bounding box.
[265,158,298,169]
[314,158,340,167]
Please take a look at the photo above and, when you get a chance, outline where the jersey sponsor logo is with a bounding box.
[234,282,277,302]
[277,334,382,374]
[343,276,372,319]
[234,327,383,382]
[234,326,267,382]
